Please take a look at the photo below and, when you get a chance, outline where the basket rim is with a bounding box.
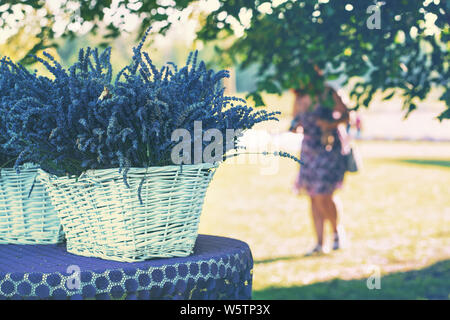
[0,163,40,172]
[89,161,219,172]
[38,161,219,181]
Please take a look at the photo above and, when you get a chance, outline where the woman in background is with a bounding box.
[291,84,350,255]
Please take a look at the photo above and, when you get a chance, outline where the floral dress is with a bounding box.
[294,105,347,195]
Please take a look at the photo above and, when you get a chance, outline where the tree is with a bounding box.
[0,0,192,62]
[196,0,449,120]
[1,0,449,119]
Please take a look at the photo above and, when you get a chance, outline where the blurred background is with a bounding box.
[1,0,449,299]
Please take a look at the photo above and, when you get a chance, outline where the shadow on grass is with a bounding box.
[255,252,333,265]
[253,260,450,300]
[254,255,303,265]
[389,159,450,168]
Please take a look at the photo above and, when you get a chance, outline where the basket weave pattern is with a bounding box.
[39,163,217,262]
[0,166,63,244]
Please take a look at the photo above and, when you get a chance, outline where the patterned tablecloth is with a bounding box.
[0,234,253,300]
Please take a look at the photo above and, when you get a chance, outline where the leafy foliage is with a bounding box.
[0,30,281,179]
[2,1,448,119]
[195,0,449,119]
[0,1,194,64]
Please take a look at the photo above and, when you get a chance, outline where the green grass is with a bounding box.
[255,260,450,299]
[391,159,450,168]
[198,141,450,299]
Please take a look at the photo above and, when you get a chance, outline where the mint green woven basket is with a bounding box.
[39,163,217,262]
[0,165,64,244]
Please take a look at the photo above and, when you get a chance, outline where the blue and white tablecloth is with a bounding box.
[0,234,253,300]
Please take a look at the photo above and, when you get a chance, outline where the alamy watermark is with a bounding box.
[366,265,381,290]
[66,264,81,290]
[170,121,284,175]
[366,2,384,30]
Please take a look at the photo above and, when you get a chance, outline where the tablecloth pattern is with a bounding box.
[0,234,253,300]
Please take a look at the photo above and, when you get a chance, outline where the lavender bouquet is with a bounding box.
[1,29,290,183]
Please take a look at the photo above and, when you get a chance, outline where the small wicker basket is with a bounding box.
[39,163,217,262]
[0,165,64,244]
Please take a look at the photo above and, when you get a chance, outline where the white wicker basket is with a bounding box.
[0,165,64,244]
[39,163,217,262]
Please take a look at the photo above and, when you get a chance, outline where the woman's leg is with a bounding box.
[320,193,345,249]
[321,194,339,234]
[332,194,344,229]
[310,195,324,247]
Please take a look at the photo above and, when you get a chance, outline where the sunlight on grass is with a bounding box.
[198,141,450,299]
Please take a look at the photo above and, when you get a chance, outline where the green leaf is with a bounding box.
[246,92,265,107]
[437,108,450,121]
[382,90,396,101]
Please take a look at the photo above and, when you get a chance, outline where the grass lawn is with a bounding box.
[198,141,450,299]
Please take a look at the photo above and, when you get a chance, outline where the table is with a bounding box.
[0,234,253,300]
